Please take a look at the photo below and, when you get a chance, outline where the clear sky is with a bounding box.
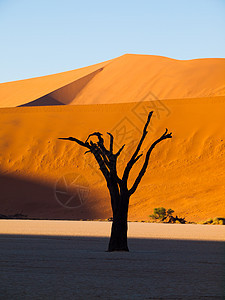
[0,0,224,83]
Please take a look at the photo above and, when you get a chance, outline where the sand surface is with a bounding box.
[1,220,225,241]
[0,98,225,222]
[0,221,225,299]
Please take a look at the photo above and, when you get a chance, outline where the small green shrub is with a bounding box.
[202,217,225,225]
[167,209,174,216]
[212,217,220,225]
[202,218,213,224]
[149,207,176,221]
[149,207,187,224]
[212,217,225,225]
[149,207,167,220]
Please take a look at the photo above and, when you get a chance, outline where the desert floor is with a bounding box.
[0,221,225,299]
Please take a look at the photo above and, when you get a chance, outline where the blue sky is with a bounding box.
[0,0,224,83]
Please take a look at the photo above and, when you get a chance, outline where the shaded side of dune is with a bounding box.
[18,68,104,107]
[0,58,110,107]
[0,172,109,220]
[19,95,64,107]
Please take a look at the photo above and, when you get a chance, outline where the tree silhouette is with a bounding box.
[59,111,172,251]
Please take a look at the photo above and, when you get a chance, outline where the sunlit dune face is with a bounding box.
[0,96,225,222]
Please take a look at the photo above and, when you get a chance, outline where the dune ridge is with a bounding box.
[0,54,224,108]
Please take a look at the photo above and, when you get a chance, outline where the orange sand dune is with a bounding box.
[0,54,225,108]
[0,97,225,222]
[0,59,111,107]
[72,55,225,105]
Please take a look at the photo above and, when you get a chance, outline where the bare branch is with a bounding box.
[84,150,91,155]
[85,132,103,144]
[85,132,110,157]
[107,132,114,153]
[129,129,172,195]
[133,154,143,164]
[98,148,111,169]
[59,113,172,199]
[91,145,110,181]
[115,144,125,157]
[85,132,122,179]
[122,111,153,182]
[59,135,111,184]
[58,137,90,149]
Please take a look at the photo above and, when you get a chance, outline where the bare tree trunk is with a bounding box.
[59,111,172,252]
[108,194,129,252]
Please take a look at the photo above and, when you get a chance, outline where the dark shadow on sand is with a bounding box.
[0,234,224,299]
[18,94,64,106]
[0,172,101,220]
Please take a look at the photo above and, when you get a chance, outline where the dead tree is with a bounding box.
[59,111,172,251]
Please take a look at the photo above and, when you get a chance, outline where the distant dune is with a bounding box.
[0,54,224,108]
